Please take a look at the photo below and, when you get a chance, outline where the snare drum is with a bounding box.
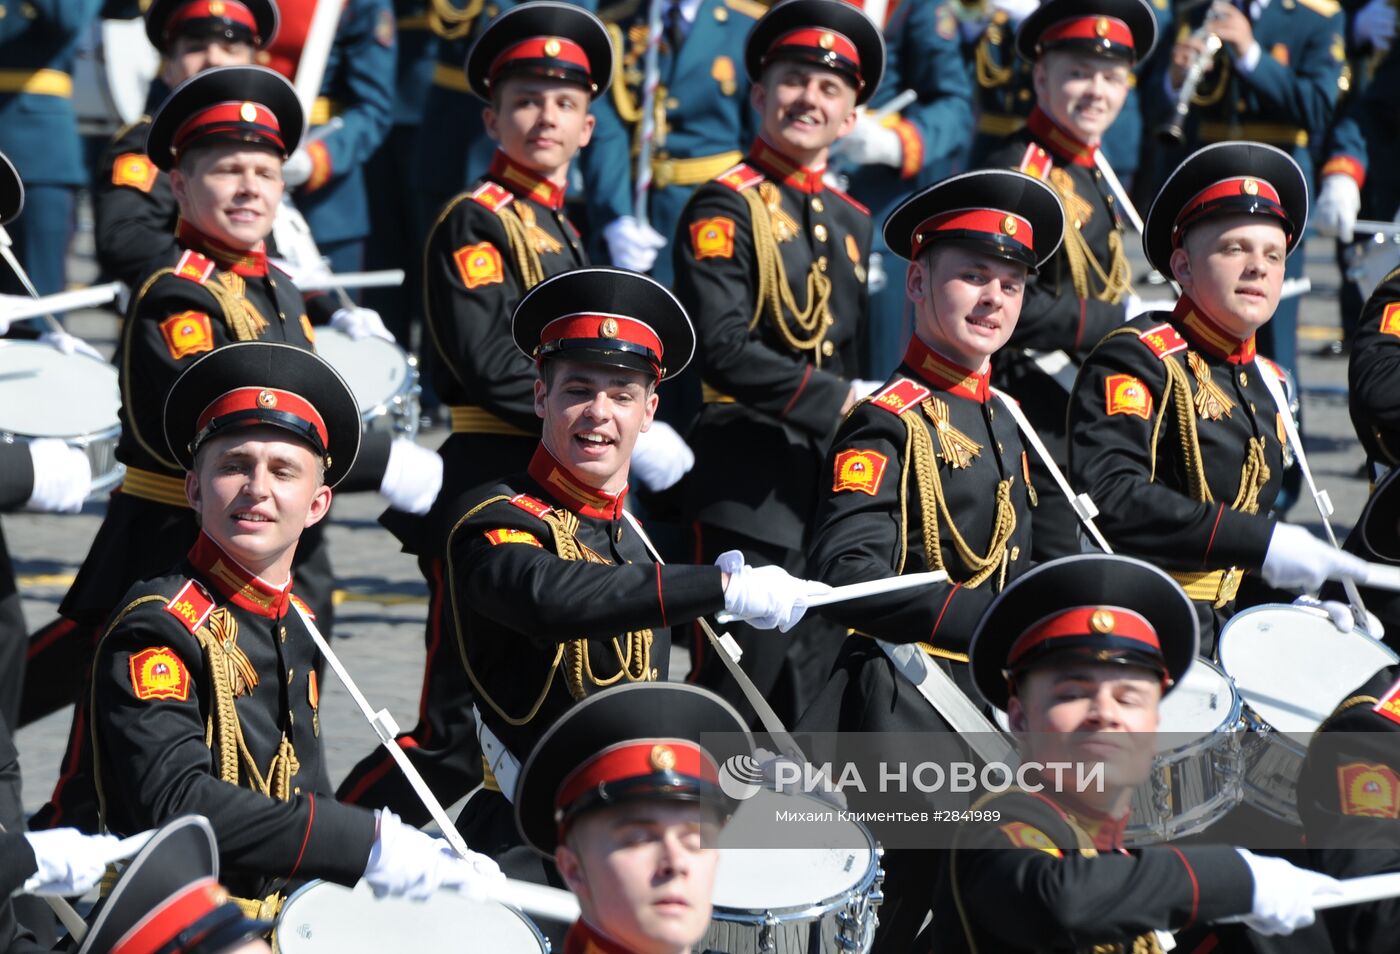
[73,19,159,136]
[701,788,882,954]
[312,328,421,438]
[275,880,550,953]
[0,340,123,495]
[1218,603,1399,825]
[1346,220,1400,303]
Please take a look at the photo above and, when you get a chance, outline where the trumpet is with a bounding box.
[1156,8,1224,145]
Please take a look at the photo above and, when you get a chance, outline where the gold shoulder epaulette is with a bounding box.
[715,162,764,192]
[724,0,768,19]
[1294,0,1340,17]
[470,181,515,213]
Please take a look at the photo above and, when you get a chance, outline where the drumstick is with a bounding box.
[713,570,948,624]
[1217,871,1400,923]
[292,270,406,292]
[0,226,65,335]
[483,879,581,924]
[1361,561,1400,593]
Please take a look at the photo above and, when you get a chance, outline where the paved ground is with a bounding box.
[4,201,1376,815]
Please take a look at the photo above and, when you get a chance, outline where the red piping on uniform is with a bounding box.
[1168,845,1201,926]
[289,795,315,879]
[781,365,814,418]
[418,560,446,729]
[1202,504,1225,564]
[655,564,669,630]
[340,752,397,805]
[27,617,78,658]
[1188,934,1219,953]
[930,584,961,637]
[1073,298,1087,353]
[44,701,87,827]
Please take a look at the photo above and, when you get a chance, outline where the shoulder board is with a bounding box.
[1294,0,1340,17]
[289,593,316,621]
[508,493,553,519]
[1258,356,1286,381]
[1374,675,1400,727]
[1136,322,1188,360]
[470,181,515,213]
[868,378,931,415]
[715,163,764,192]
[163,579,216,634]
[826,186,870,217]
[1018,143,1053,180]
[724,0,768,19]
[173,249,216,285]
[597,0,643,21]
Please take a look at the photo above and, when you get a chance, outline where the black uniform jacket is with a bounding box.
[91,533,376,899]
[94,117,172,290]
[675,138,871,550]
[1350,269,1400,468]
[931,785,1255,953]
[446,444,727,761]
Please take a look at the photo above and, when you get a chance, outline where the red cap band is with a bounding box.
[1008,605,1161,666]
[539,313,664,365]
[765,27,861,71]
[112,877,227,954]
[1039,15,1134,52]
[911,208,1033,259]
[164,0,260,42]
[195,386,329,448]
[172,100,285,156]
[555,740,718,816]
[1173,176,1290,247]
[489,36,591,85]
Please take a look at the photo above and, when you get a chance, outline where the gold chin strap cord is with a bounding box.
[741,187,835,366]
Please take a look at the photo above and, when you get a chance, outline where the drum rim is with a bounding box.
[1154,657,1244,745]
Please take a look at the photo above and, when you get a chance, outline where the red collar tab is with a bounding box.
[528,443,628,520]
[1027,108,1097,168]
[1173,177,1292,248]
[1173,296,1257,364]
[1066,802,1131,852]
[192,385,329,457]
[172,99,285,162]
[1373,675,1400,726]
[176,219,268,277]
[537,311,663,376]
[489,35,593,93]
[488,149,568,210]
[1038,15,1135,57]
[748,139,825,194]
[904,336,991,403]
[762,27,863,90]
[164,0,262,44]
[911,207,1033,261]
[556,739,717,823]
[1007,604,1167,677]
[111,876,229,954]
[563,920,637,954]
[189,532,293,618]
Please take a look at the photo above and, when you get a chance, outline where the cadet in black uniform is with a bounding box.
[447,267,822,872]
[344,1,614,821]
[87,342,502,914]
[980,0,1157,560]
[933,553,1340,952]
[675,0,883,725]
[514,683,751,954]
[1067,142,1369,650]
[1350,265,1400,477]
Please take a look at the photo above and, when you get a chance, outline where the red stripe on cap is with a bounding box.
[490,36,591,84]
[1039,15,1134,52]
[556,740,719,813]
[539,313,664,363]
[165,0,260,41]
[172,100,285,156]
[911,208,1033,259]
[768,27,860,69]
[196,386,329,448]
[1008,605,1161,665]
[1173,177,1289,247]
[112,877,227,954]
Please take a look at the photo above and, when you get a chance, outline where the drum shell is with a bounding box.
[310,327,421,439]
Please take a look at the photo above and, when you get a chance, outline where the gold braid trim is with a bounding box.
[514,203,564,256]
[205,271,269,341]
[497,206,547,290]
[740,187,834,365]
[1188,351,1235,421]
[1190,50,1230,107]
[974,30,1013,89]
[1045,170,1133,305]
[427,0,484,40]
[607,24,644,124]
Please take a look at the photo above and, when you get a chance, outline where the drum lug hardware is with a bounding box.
[759,913,779,953]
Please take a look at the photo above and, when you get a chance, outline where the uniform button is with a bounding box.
[1106,194,1115,204]
[812,197,824,212]
[1010,545,1021,561]
[714,5,727,19]
[280,626,287,641]
[294,786,302,795]
[650,668,659,679]
[1240,371,1249,386]
[1237,99,1248,112]
[816,255,828,272]
[1250,402,1256,413]
[20,3,34,16]
[1074,219,1083,230]
[823,315,835,325]
[485,3,497,13]
[255,50,268,63]
[814,224,828,242]
[997,442,1004,454]
[288,669,295,681]
[289,711,295,725]
[1017,88,1031,101]
[988,405,995,419]
[666,97,679,109]
[821,340,834,357]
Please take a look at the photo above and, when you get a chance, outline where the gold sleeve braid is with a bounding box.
[973,27,1013,89]
[498,206,548,290]
[1044,169,1133,305]
[607,23,644,124]
[739,187,835,366]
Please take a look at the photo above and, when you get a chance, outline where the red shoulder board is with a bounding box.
[827,186,870,217]
[1258,356,1286,381]
[1018,144,1053,180]
[163,579,215,634]
[508,493,553,519]
[173,249,216,285]
[289,593,316,621]
[470,181,514,213]
[1373,675,1400,727]
[1137,323,1188,360]
[715,163,764,192]
[868,378,931,416]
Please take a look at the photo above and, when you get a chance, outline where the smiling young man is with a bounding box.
[932,553,1340,952]
[979,0,1157,561]
[515,682,751,954]
[674,0,885,727]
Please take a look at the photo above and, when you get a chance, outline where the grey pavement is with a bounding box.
[3,201,1375,816]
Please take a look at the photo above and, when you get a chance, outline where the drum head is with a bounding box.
[0,342,119,437]
[312,328,411,416]
[276,880,547,953]
[1219,604,1399,734]
[1157,659,1238,740]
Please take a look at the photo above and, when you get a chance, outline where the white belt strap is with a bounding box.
[474,706,522,804]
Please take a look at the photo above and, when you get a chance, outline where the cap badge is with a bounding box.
[239,102,258,123]
[1241,178,1259,196]
[818,32,835,50]
[1001,215,1018,236]
[600,317,619,338]
[209,0,226,13]
[1094,16,1110,37]
[257,389,278,409]
[1089,609,1116,634]
[543,37,562,57]
[649,745,676,771]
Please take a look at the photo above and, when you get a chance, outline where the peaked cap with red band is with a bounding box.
[164,341,362,487]
[512,267,696,381]
[147,65,304,171]
[1144,141,1308,275]
[464,1,613,102]
[883,169,1065,272]
[77,816,270,954]
[145,0,279,52]
[969,553,1199,711]
[744,0,885,105]
[0,150,22,227]
[1015,0,1158,63]
[514,683,753,856]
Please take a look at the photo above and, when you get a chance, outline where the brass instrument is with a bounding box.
[1156,7,1224,145]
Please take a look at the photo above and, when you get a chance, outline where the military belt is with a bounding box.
[121,467,190,508]
[231,891,284,924]
[975,112,1025,137]
[449,405,533,436]
[1198,121,1308,148]
[309,96,342,127]
[396,13,431,28]
[0,68,72,97]
[700,383,736,404]
[651,150,743,189]
[431,63,471,94]
[1169,567,1243,608]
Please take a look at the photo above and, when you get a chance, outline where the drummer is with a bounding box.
[513,683,752,954]
[1066,141,1370,651]
[931,552,1340,951]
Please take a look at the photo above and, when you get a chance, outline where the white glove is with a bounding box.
[850,379,883,401]
[25,438,90,513]
[1356,0,1397,51]
[629,421,694,492]
[39,331,103,361]
[603,216,667,273]
[754,747,847,809]
[19,829,121,896]
[282,148,314,189]
[1293,595,1386,640]
[1261,523,1371,591]
[330,306,395,343]
[1313,174,1362,243]
[1235,849,1341,936]
[991,0,1039,23]
[379,439,443,515]
[717,549,831,633]
[834,114,903,169]
[363,810,505,901]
